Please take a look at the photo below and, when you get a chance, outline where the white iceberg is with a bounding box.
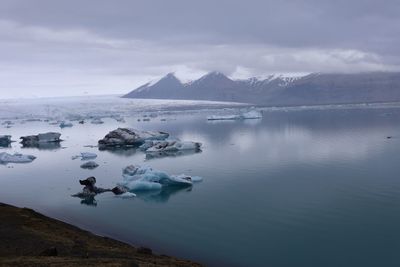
[116,192,137,198]
[119,165,202,191]
[98,128,169,148]
[145,140,202,153]
[241,110,262,119]
[207,109,262,121]
[0,152,36,163]
[72,152,98,160]
[207,114,240,121]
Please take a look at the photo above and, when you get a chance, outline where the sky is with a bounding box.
[0,0,399,98]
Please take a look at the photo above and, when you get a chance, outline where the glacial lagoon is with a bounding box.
[1,96,400,266]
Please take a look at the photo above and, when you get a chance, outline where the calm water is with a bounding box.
[1,101,400,267]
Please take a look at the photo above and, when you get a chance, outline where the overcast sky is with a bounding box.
[0,0,399,98]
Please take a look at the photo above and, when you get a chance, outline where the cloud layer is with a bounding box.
[0,0,399,98]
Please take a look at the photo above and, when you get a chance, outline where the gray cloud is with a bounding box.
[0,0,399,98]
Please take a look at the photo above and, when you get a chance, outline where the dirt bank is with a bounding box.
[0,203,202,267]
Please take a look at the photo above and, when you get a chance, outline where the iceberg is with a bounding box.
[80,161,99,169]
[144,140,202,153]
[20,132,62,146]
[72,152,97,160]
[241,110,262,119]
[116,192,137,198]
[0,152,36,163]
[98,128,169,148]
[119,165,202,191]
[207,109,262,121]
[0,135,12,146]
[207,114,241,121]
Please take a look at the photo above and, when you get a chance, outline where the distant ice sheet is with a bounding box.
[0,95,246,120]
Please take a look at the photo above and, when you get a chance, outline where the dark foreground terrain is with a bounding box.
[0,203,202,267]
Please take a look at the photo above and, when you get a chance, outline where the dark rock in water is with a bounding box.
[79,176,96,187]
[137,247,152,255]
[98,128,169,148]
[111,185,128,195]
[387,136,393,139]
[74,177,127,200]
[39,246,58,256]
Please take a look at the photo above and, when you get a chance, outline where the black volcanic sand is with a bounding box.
[0,203,202,267]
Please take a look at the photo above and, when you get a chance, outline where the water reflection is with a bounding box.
[134,186,193,203]
[73,186,194,206]
[98,147,138,157]
[21,142,62,150]
[79,195,97,206]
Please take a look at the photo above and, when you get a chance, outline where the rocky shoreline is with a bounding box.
[0,203,202,267]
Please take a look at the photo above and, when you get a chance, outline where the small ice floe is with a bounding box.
[59,121,73,128]
[142,140,202,153]
[80,161,99,169]
[241,110,263,119]
[207,109,262,121]
[20,132,62,147]
[207,114,240,121]
[119,165,202,191]
[72,152,98,160]
[98,128,169,148]
[115,192,137,198]
[0,135,12,147]
[0,152,36,164]
[90,118,104,124]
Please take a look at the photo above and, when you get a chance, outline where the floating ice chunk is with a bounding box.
[207,114,240,121]
[207,109,262,120]
[0,135,12,146]
[123,164,139,176]
[72,152,98,160]
[116,192,137,198]
[118,165,201,192]
[145,141,202,153]
[80,161,99,169]
[59,121,73,128]
[0,152,36,163]
[20,132,62,146]
[98,128,169,148]
[241,110,262,119]
[91,118,104,124]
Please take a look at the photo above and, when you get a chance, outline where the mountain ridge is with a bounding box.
[122,71,400,106]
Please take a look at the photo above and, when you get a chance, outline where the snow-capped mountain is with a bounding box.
[123,71,400,106]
